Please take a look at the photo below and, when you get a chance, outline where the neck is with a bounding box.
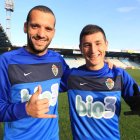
[86,62,104,71]
[24,46,48,56]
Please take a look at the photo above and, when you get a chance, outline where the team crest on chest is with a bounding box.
[52,64,58,76]
[105,78,114,90]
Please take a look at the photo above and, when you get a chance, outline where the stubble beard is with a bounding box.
[27,35,50,55]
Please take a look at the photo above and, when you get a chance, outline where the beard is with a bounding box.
[27,34,51,54]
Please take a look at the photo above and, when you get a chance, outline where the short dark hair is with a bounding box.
[26,5,56,25]
[79,24,107,45]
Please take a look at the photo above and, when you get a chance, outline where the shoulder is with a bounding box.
[47,50,69,70]
[67,65,85,75]
[0,47,23,61]
[47,50,65,61]
[112,66,124,73]
[48,50,62,57]
[111,66,132,80]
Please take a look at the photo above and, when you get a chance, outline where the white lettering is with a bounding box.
[76,95,116,119]
[20,83,59,106]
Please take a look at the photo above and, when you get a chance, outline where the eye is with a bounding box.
[96,42,101,46]
[30,24,39,29]
[82,43,91,48]
[45,27,54,32]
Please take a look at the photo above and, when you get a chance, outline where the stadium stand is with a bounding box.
[120,58,140,68]
[108,58,127,69]
[64,51,140,69]
[0,26,140,69]
[64,57,85,68]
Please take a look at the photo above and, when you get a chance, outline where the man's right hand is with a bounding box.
[25,85,57,118]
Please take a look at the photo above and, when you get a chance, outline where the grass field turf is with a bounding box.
[0,69,140,140]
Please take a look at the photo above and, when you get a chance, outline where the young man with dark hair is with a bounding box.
[61,24,140,140]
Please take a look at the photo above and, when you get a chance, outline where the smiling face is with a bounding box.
[80,32,108,70]
[24,9,55,56]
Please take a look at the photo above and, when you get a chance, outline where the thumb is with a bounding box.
[32,85,42,100]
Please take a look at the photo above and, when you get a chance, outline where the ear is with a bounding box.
[79,44,82,53]
[24,22,27,33]
[79,44,81,51]
[79,44,83,54]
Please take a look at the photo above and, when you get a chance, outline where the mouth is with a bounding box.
[89,54,100,59]
[34,38,47,45]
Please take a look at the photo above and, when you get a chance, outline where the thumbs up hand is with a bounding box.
[26,85,57,118]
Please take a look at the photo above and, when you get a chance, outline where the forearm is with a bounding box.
[0,101,29,122]
[125,96,140,111]
[124,83,140,112]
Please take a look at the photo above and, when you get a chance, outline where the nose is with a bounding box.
[90,44,97,54]
[37,28,46,38]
